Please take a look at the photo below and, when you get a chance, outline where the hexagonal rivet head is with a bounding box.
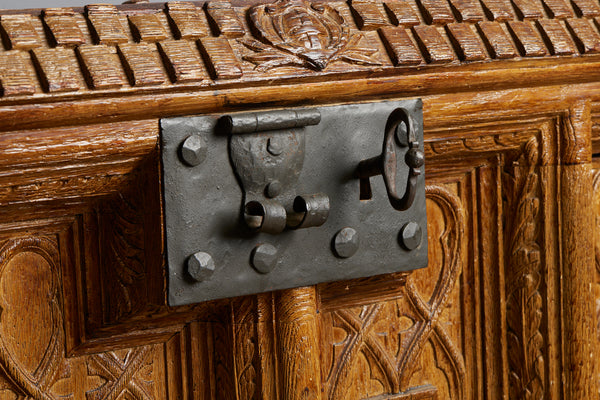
[333,227,359,258]
[180,134,207,167]
[187,252,215,282]
[399,222,422,251]
[251,243,279,274]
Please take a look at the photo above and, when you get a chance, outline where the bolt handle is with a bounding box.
[244,194,330,234]
[356,108,424,211]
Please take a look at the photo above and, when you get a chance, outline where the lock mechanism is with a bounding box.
[161,99,428,305]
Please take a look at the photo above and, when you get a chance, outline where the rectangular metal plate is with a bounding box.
[161,99,427,305]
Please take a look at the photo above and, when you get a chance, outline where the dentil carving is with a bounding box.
[241,0,381,71]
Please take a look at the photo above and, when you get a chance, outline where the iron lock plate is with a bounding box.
[161,99,427,306]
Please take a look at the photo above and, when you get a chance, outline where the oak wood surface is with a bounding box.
[0,0,599,399]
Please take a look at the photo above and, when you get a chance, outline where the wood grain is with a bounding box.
[536,19,577,56]
[378,26,423,65]
[128,12,169,43]
[477,21,518,58]
[507,20,548,57]
[0,1,599,399]
[541,0,574,18]
[86,4,129,45]
[166,1,209,39]
[0,14,42,50]
[205,0,245,38]
[350,0,390,30]
[412,25,456,64]
[383,0,421,26]
[198,36,242,79]
[571,0,600,17]
[118,42,166,86]
[0,50,36,96]
[567,18,600,54]
[446,22,488,61]
[43,8,86,47]
[158,40,208,83]
[512,0,544,19]
[31,47,82,92]
[480,0,515,21]
[77,44,128,89]
[448,0,486,22]
[416,0,455,25]
[0,0,599,105]
[561,164,597,399]
[276,287,322,400]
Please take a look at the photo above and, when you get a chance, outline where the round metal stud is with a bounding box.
[267,137,284,156]
[265,180,282,198]
[187,252,215,282]
[399,222,422,250]
[180,134,207,166]
[333,227,359,258]
[251,243,279,274]
[405,148,425,168]
[394,120,409,147]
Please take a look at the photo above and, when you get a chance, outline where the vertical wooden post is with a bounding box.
[561,101,598,399]
[561,164,597,399]
[275,286,322,400]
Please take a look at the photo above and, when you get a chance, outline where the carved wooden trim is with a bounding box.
[0,0,600,102]
[319,185,466,399]
[502,137,545,399]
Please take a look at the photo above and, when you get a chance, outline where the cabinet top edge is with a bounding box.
[0,0,597,108]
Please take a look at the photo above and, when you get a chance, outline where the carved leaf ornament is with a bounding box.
[241,0,381,71]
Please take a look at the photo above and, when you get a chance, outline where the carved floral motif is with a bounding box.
[502,137,545,400]
[241,0,381,71]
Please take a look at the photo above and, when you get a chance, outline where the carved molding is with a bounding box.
[241,0,381,71]
[594,168,600,274]
[592,166,600,383]
[0,235,161,400]
[0,1,599,99]
[320,185,466,399]
[502,137,545,400]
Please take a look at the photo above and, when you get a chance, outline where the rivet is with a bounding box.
[395,120,408,147]
[267,137,284,156]
[333,227,359,258]
[405,148,424,169]
[180,134,207,166]
[399,222,422,250]
[251,243,279,274]
[187,252,215,282]
[265,180,282,198]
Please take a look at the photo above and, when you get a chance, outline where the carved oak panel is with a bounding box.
[0,0,598,399]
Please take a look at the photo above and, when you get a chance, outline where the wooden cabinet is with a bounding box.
[0,0,598,399]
